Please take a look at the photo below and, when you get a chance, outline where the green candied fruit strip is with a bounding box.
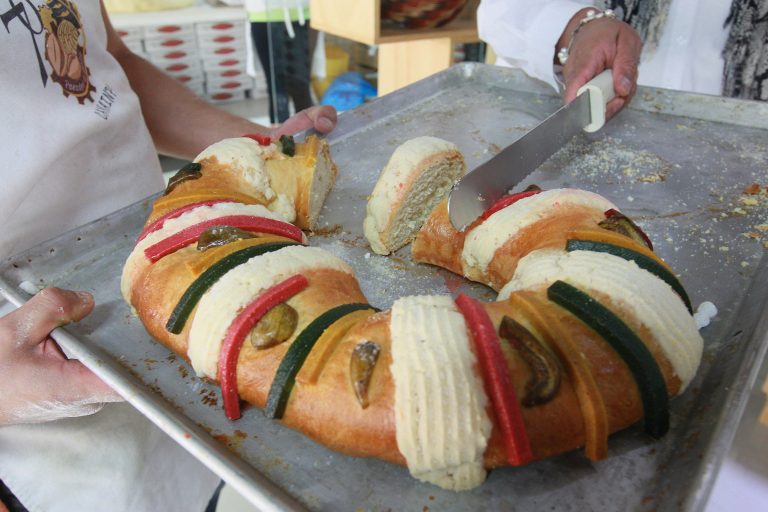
[279,134,295,157]
[565,239,693,314]
[165,241,298,334]
[547,280,670,439]
[264,303,376,419]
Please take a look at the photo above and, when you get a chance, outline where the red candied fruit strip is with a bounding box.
[243,133,272,146]
[135,199,236,245]
[220,274,309,420]
[480,189,543,221]
[454,293,533,466]
[144,215,303,262]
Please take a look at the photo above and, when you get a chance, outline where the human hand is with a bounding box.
[558,8,642,120]
[272,105,338,138]
[0,288,123,425]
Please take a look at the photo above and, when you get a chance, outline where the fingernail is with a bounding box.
[76,291,93,304]
[317,117,333,132]
[620,76,633,95]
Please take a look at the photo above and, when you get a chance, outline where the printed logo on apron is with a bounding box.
[41,0,96,103]
[1,0,96,104]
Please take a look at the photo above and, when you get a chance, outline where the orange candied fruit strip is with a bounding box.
[151,190,261,220]
[185,236,296,275]
[510,291,609,461]
[566,228,673,273]
[296,308,377,386]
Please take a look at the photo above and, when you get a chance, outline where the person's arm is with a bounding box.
[100,1,335,160]
[477,0,590,90]
[0,288,122,426]
[557,8,642,119]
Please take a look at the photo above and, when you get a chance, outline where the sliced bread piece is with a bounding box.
[364,136,465,255]
[265,135,338,230]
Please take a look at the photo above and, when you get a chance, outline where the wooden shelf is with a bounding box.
[310,0,479,95]
[378,16,478,44]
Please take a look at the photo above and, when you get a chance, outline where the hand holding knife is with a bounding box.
[447,69,617,231]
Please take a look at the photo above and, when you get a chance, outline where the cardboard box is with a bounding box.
[143,23,194,39]
[144,34,197,53]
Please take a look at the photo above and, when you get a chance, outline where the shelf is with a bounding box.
[378,16,478,44]
[311,0,477,45]
[109,5,246,28]
[310,0,479,95]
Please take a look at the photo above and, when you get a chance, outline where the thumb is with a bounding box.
[272,105,337,137]
[6,288,94,349]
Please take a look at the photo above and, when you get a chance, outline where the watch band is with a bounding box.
[557,8,617,66]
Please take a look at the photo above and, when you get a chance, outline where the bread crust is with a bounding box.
[411,199,465,275]
[125,138,696,485]
[151,135,334,229]
[130,244,682,467]
[265,135,338,230]
[412,199,609,290]
[364,137,464,255]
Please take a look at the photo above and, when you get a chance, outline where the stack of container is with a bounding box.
[114,11,264,103]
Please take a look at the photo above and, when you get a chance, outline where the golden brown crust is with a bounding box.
[411,199,466,275]
[126,140,691,480]
[148,136,334,229]
[285,311,402,464]
[131,239,680,468]
[482,289,682,464]
[412,200,608,290]
[131,244,405,462]
[234,267,368,406]
[151,174,265,225]
[480,205,606,289]
[282,289,678,466]
[265,135,338,230]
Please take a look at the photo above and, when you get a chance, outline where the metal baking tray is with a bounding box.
[2,63,767,511]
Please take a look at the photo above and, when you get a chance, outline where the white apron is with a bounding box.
[0,1,219,509]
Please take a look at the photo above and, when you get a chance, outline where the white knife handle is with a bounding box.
[577,69,616,133]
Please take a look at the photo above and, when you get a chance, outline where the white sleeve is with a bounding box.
[477,0,593,91]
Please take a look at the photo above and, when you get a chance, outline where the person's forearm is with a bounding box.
[100,1,266,160]
[555,7,595,63]
[478,0,590,90]
[115,51,264,160]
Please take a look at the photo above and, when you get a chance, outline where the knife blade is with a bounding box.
[447,69,616,231]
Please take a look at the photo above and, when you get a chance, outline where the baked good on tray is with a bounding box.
[123,134,703,492]
[364,136,466,255]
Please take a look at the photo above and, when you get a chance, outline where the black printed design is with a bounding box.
[723,0,768,100]
[1,0,96,104]
[601,0,672,51]
[603,0,768,101]
[1,0,49,85]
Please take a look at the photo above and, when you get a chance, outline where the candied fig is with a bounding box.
[350,340,381,408]
[164,162,202,195]
[499,316,561,407]
[598,209,653,250]
[248,302,298,349]
[197,226,257,251]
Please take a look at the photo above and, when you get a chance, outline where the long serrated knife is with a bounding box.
[448,69,616,230]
